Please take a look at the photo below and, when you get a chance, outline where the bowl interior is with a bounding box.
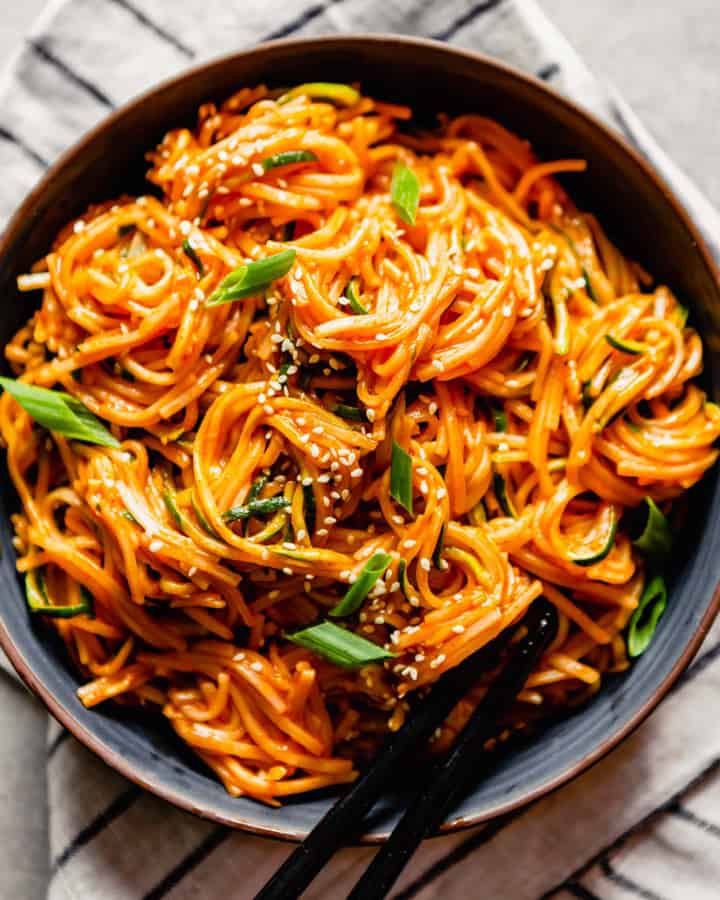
[0,36,719,840]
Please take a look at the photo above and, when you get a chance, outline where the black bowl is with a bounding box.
[1,35,719,841]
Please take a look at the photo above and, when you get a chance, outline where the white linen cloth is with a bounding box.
[1,1,720,897]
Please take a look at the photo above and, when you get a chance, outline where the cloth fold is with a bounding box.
[1,1,719,898]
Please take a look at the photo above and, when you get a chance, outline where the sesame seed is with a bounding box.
[437,487,447,500]
[366,409,376,422]
[301,476,313,486]
[452,625,465,633]
[296,529,307,541]
[324,516,337,525]
[264,404,273,415]
[316,528,328,536]
[188,566,197,577]
[149,540,163,553]
[350,468,363,479]
[282,567,293,575]
[250,661,263,672]
[403,539,416,549]
[419,558,431,571]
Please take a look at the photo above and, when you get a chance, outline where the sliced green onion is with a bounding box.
[390,441,413,515]
[605,334,645,355]
[516,352,534,372]
[302,482,316,535]
[222,495,290,523]
[0,378,120,448]
[25,571,93,619]
[191,491,220,538]
[262,150,318,172]
[493,471,516,517]
[163,490,184,529]
[468,501,487,526]
[627,574,667,657]
[278,83,360,107]
[206,250,296,306]
[245,475,267,534]
[570,508,618,566]
[433,524,445,568]
[582,266,599,303]
[286,620,394,667]
[492,407,507,432]
[329,552,393,618]
[675,304,689,327]
[333,403,364,421]
[581,381,595,411]
[182,239,205,277]
[632,497,672,560]
[119,510,139,524]
[391,162,420,226]
[345,277,368,314]
[251,509,288,543]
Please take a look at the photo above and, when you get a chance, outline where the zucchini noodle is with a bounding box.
[2,84,718,804]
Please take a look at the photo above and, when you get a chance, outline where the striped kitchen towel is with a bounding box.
[2,1,720,898]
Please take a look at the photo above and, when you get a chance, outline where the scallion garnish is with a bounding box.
[205,250,296,307]
[329,552,393,618]
[333,403,364,421]
[278,83,360,107]
[191,491,220,538]
[286,620,394,667]
[570,508,618,566]
[632,497,672,560]
[163,490,184,528]
[182,239,205,277]
[391,162,420,226]
[25,571,94,619]
[302,482,316,535]
[390,441,413,515]
[119,510,139,524]
[222,495,290,522]
[345,277,368,314]
[0,378,120,448]
[627,574,667,657]
[433,523,445,568]
[262,150,318,172]
[605,334,645,355]
[492,471,516,517]
[492,407,507,432]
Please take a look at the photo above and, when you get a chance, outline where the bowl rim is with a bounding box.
[1,32,719,844]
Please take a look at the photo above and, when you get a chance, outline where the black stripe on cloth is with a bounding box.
[104,0,196,59]
[50,785,142,875]
[47,729,70,761]
[540,755,720,899]
[392,808,526,900]
[537,62,561,81]
[261,0,345,42]
[431,0,505,42]
[28,40,115,108]
[141,826,230,900]
[600,859,667,900]
[564,881,604,900]
[670,803,720,839]
[0,125,49,168]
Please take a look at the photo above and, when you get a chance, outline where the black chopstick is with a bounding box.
[347,598,558,900]
[256,597,556,900]
[255,626,515,900]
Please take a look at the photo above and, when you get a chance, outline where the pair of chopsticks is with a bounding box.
[256,598,558,900]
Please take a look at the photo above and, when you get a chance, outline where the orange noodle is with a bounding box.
[2,83,719,804]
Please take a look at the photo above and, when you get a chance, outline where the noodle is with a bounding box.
[2,84,718,804]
